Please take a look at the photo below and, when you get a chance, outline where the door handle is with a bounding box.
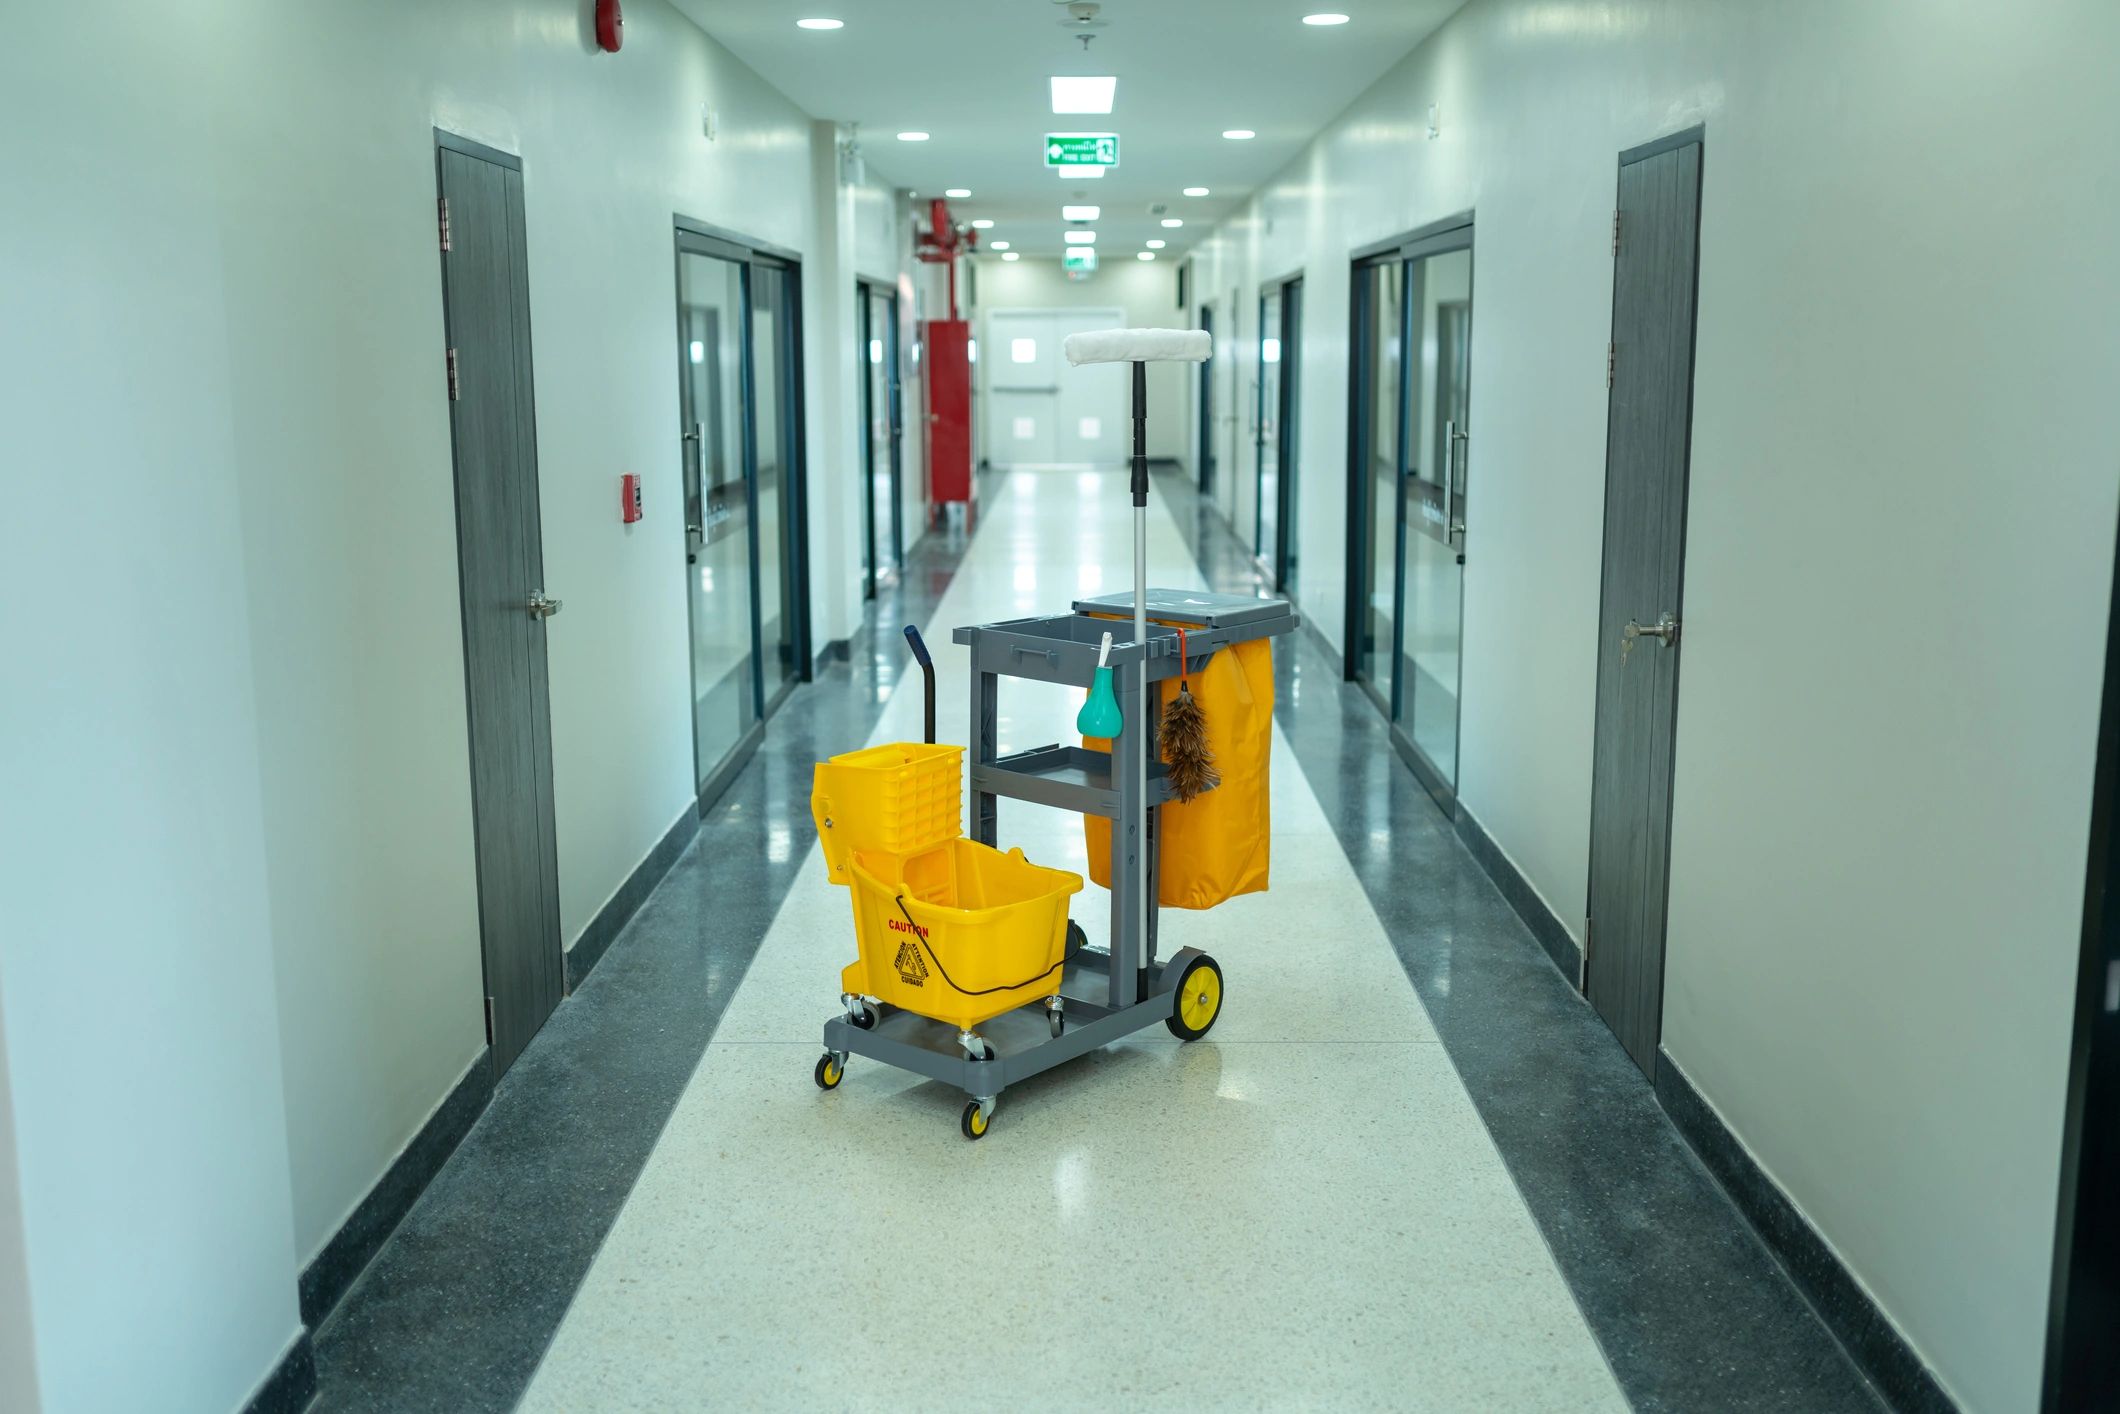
[527,592,563,620]
[1444,419,1469,537]
[1621,612,1679,658]
[682,421,702,444]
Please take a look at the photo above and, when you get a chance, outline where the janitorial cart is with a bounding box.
[809,328,1297,1139]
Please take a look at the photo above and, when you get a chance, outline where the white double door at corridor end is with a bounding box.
[986,307,1127,467]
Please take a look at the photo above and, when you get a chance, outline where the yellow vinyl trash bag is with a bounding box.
[1085,634,1273,909]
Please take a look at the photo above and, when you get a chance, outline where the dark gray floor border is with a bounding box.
[1456,805,1582,985]
[240,1330,316,1414]
[565,805,700,991]
[1656,1050,1957,1412]
[1151,465,1895,1413]
[298,1050,496,1329]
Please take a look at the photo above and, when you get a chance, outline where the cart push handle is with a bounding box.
[903,625,937,746]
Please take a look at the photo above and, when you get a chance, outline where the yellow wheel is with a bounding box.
[814,1053,844,1090]
[1166,955,1223,1041]
[961,1101,991,1140]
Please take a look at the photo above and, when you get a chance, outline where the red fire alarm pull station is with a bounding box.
[620,474,642,524]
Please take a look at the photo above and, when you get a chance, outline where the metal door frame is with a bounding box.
[1254,271,1302,587]
[857,278,902,600]
[1198,304,1216,496]
[672,217,811,812]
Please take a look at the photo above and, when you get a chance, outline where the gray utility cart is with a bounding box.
[817,588,1295,1140]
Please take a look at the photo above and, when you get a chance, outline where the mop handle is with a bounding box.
[1131,360,1148,974]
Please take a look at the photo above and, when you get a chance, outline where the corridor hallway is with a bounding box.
[309,469,1883,1411]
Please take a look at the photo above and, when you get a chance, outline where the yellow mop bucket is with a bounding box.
[843,839,1083,1031]
[812,742,963,886]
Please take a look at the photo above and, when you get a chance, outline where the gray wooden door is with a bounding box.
[437,136,564,1076]
[1586,133,1703,1079]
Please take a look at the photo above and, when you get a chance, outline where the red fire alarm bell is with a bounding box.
[620,474,642,524]
[595,0,624,52]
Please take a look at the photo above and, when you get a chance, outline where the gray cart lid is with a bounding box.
[1071,588,1290,629]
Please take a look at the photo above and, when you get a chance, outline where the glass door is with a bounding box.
[1255,288,1282,574]
[1198,304,1216,495]
[859,285,901,599]
[1352,258,1405,706]
[1346,225,1472,806]
[1277,279,1302,598]
[677,248,759,797]
[1398,247,1471,790]
[748,261,801,711]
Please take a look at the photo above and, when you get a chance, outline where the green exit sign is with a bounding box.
[1045,132,1119,167]
[1063,247,1099,274]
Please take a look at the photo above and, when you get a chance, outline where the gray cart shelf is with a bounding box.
[818,588,1296,1139]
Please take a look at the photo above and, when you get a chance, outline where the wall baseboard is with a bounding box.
[1455,805,1581,984]
[298,1049,495,1328]
[1655,1051,1958,1413]
[565,805,700,992]
[815,637,850,667]
[241,1329,316,1414]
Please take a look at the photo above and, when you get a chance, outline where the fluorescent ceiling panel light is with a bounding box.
[1137,251,1156,261]
[796,17,844,29]
[1221,129,1255,140]
[971,219,995,228]
[1061,205,1100,221]
[1183,186,1210,197]
[1002,251,1021,261]
[1302,13,1351,24]
[1146,239,1166,249]
[1049,76,1117,114]
[989,240,1010,250]
[945,187,971,198]
[1160,218,1183,228]
[1055,165,1105,179]
[1063,231,1097,244]
[897,131,930,141]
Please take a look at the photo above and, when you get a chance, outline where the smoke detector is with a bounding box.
[1055,2,1109,32]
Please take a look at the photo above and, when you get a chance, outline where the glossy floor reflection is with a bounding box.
[518,469,1622,1410]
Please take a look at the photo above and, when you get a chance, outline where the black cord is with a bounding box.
[893,895,1076,996]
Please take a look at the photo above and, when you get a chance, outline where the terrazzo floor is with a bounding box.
[516,469,1627,1411]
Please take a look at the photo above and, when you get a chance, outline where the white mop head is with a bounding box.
[1063,328,1212,366]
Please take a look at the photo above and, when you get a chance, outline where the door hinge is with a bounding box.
[1611,208,1621,256]
[1580,916,1592,992]
[438,196,452,252]
[484,996,494,1045]
[1606,342,1616,390]
[446,347,461,401]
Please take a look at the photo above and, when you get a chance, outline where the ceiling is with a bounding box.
[673,0,1464,262]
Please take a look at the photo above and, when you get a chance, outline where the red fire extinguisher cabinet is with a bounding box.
[923,319,971,506]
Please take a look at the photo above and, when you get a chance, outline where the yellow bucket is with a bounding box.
[842,839,1084,1031]
[812,742,963,886]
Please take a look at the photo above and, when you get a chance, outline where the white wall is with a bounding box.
[2,1,906,1400]
[0,4,306,1406]
[972,257,1191,463]
[1185,2,2120,1410]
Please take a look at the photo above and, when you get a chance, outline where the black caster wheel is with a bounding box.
[961,1101,991,1141]
[814,1052,845,1090]
[1165,954,1224,1041]
[1048,1008,1065,1039]
[849,1003,876,1030]
[1065,920,1089,953]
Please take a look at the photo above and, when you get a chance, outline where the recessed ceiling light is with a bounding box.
[1061,205,1100,221]
[1183,186,1210,197]
[945,188,971,198]
[990,240,1010,250]
[1221,129,1255,140]
[1055,165,1106,179]
[796,17,844,29]
[1049,76,1117,114]
[971,219,995,228]
[1302,13,1351,24]
[897,131,930,142]
[1064,231,1097,244]
[1002,251,1021,262]
[1146,239,1166,249]
[1160,218,1183,228]
[1137,252,1156,261]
